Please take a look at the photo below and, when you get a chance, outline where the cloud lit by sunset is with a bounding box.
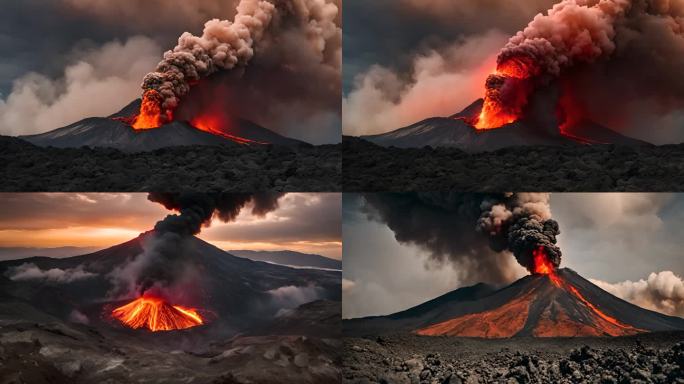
[0,193,341,259]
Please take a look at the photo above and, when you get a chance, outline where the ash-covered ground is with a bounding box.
[0,300,341,384]
[343,333,684,384]
[0,137,340,191]
[343,137,684,191]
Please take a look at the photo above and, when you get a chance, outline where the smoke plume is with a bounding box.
[112,193,284,296]
[478,0,684,139]
[363,193,561,283]
[591,271,684,317]
[140,0,341,127]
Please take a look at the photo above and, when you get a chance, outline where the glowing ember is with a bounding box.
[111,295,204,332]
[132,91,167,130]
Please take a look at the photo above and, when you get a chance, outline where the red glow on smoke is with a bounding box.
[474,58,538,130]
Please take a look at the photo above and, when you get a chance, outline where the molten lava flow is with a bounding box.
[132,91,167,130]
[111,295,203,332]
[473,58,537,130]
[532,246,640,333]
[190,115,266,145]
[532,246,561,287]
[565,284,637,332]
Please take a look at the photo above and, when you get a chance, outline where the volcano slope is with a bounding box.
[343,269,684,383]
[0,234,342,383]
[345,99,684,191]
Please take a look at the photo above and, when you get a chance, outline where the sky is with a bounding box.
[0,0,341,144]
[0,193,341,260]
[342,0,684,144]
[343,193,684,319]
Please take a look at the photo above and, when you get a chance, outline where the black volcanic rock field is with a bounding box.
[343,137,684,191]
[0,136,340,191]
[343,333,684,384]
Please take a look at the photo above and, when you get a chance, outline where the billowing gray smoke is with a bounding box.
[485,0,684,138]
[141,0,340,122]
[114,193,284,295]
[363,193,561,283]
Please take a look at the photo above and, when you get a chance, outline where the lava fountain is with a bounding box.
[474,57,538,130]
[112,295,204,332]
[131,91,168,130]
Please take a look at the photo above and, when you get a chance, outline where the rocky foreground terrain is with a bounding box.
[0,300,341,384]
[343,333,684,384]
[0,137,340,191]
[343,137,684,191]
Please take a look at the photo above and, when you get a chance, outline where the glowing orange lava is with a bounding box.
[565,284,637,331]
[473,58,536,130]
[190,115,266,145]
[532,246,561,287]
[111,295,204,332]
[132,91,166,130]
[532,246,640,332]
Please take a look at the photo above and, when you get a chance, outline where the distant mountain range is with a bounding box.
[0,247,340,271]
[229,250,342,270]
[0,247,104,261]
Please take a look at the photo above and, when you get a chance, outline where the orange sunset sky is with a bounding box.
[0,193,341,259]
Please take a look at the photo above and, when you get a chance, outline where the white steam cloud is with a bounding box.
[267,284,324,308]
[591,271,684,317]
[343,31,507,136]
[6,263,96,283]
[0,36,162,136]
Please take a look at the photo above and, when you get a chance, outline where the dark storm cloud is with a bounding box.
[0,0,235,96]
[342,0,556,93]
[202,193,341,244]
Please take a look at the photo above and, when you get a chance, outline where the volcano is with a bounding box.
[0,234,341,382]
[344,268,684,338]
[361,99,648,153]
[0,232,340,336]
[19,99,304,152]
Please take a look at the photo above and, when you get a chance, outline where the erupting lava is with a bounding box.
[111,295,204,332]
[474,58,536,130]
[132,91,168,130]
[532,246,562,287]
